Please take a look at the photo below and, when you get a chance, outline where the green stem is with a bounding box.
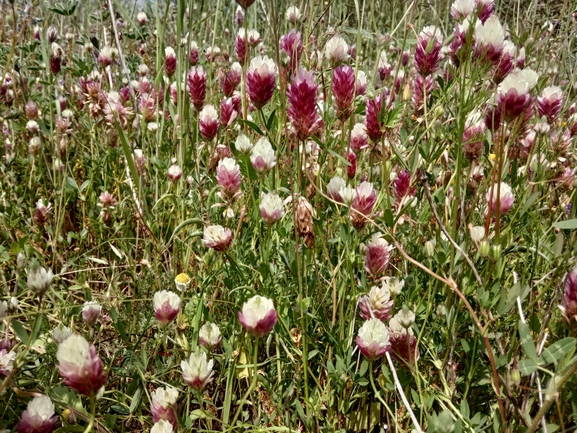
[84,395,96,433]
[526,359,577,433]
[229,338,259,429]
[368,361,396,426]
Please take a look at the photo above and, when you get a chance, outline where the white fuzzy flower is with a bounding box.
[250,137,276,172]
[285,6,302,23]
[52,324,72,344]
[151,420,173,433]
[325,35,349,66]
[248,55,277,78]
[235,134,253,153]
[152,387,179,408]
[199,322,222,349]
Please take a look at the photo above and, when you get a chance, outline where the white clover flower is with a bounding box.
[151,420,173,433]
[151,386,179,408]
[250,137,276,172]
[235,134,253,153]
[325,35,349,66]
[285,6,301,23]
[27,266,54,296]
[199,322,222,349]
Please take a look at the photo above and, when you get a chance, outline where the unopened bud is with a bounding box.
[479,240,490,257]
[425,240,435,257]
[491,244,501,261]
[511,367,521,387]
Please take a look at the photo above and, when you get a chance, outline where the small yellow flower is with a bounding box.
[489,153,496,162]
[174,273,191,291]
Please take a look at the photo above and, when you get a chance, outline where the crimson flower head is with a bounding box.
[392,169,415,203]
[189,41,199,65]
[238,295,278,337]
[216,157,241,198]
[356,319,390,360]
[474,15,505,65]
[351,181,377,229]
[220,97,238,127]
[235,29,249,64]
[496,68,538,122]
[151,387,179,431]
[364,232,393,279]
[246,56,277,109]
[561,266,577,323]
[414,26,444,76]
[17,395,58,433]
[350,123,368,152]
[199,105,219,141]
[287,68,324,140]
[164,47,177,77]
[332,65,356,120]
[56,334,106,397]
[475,0,494,23]
[280,29,303,72]
[222,63,242,97]
[537,86,563,124]
[347,151,357,179]
[366,92,385,143]
[153,291,181,325]
[187,66,207,111]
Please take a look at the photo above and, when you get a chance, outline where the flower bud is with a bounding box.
[153,291,181,325]
[260,192,285,224]
[151,420,173,433]
[52,324,72,344]
[250,137,276,173]
[199,322,222,350]
[479,240,490,257]
[27,266,54,297]
[82,301,102,327]
[181,350,215,390]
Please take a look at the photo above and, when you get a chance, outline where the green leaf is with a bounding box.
[383,209,394,227]
[12,320,29,344]
[129,387,142,413]
[518,358,538,375]
[541,338,576,365]
[29,313,44,345]
[553,219,577,230]
[239,119,264,136]
[519,321,538,362]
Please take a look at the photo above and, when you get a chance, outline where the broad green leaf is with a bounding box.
[12,320,29,344]
[541,338,576,365]
[553,219,577,230]
[519,321,538,362]
[518,358,538,376]
[129,387,142,413]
